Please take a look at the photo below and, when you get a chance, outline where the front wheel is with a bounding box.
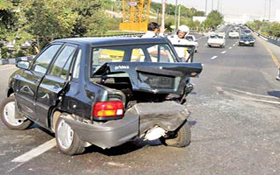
[0,95,33,130]
[55,115,85,155]
[160,121,191,147]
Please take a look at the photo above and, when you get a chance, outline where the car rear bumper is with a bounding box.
[208,43,224,47]
[239,42,254,46]
[64,101,189,149]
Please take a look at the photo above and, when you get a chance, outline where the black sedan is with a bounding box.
[0,37,203,155]
[239,35,255,47]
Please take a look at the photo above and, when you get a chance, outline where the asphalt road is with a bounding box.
[0,25,280,175]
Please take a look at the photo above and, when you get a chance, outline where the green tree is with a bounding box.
[0,0,109,58]
[203,10,223,29]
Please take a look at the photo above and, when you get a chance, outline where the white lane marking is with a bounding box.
[12,138,56,163]
[204,43,207,46]
[211,56,218,60]
[6,163,25,173]
[221,51,227,54]
[229,47,232,49]
[233,44,236,46]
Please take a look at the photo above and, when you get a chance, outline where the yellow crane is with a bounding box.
[119,0,152,32]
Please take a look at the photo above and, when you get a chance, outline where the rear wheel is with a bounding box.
[160,122,191,147]
[55,115,85,155]
[0,95,33,130]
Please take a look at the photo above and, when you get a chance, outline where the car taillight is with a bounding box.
[92,101,124,118]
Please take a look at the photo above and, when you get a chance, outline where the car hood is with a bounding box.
[93,62,203,95]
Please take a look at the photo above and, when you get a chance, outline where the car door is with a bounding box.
[35,44,78,127]
[16,44,62,120]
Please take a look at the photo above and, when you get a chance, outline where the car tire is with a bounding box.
[0,95,33,130]
[55,115,85,155]
[160,121,191,147]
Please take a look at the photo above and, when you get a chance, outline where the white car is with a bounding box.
[207,34,225,48]
[229,30,239,38]
[185,35,198,52]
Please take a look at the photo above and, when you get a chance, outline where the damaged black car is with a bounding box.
[0,37,202,155]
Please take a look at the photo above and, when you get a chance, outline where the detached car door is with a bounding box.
[35,44,78,127]
[16,44,62,120]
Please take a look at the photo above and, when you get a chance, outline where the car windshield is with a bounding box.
[91,43,176,67]
[211,35,223,39]
[185,36,194,41]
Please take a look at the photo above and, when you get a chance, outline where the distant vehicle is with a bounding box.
[243,29,252,35]
[277,66,280,81]
[239,35,255,46]
[218,32,226,38]
[228,30,240,39]
[207,33,225,48]
[185,35,198,52]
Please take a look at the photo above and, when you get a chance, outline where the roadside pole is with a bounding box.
[157,8,159,24]
[161,0,166,35]
[178,4,181,28]
[173,0,178,34]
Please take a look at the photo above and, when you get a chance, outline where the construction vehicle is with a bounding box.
[119,0,152,32]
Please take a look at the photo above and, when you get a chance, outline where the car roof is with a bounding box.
[53,37,169,46]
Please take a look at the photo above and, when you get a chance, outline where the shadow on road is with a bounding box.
[267,91,280,98]
[85,138,162,156]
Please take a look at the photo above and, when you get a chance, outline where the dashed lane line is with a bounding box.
[221,51,227,54]
[211,56,218,60]
[11,138,56,163]
[229,47,232,49]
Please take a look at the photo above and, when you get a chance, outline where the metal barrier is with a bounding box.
[92,33,144,38]
[247,26,280,47]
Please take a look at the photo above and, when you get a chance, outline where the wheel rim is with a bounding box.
[3,101,26,126]
[57,119,74,150]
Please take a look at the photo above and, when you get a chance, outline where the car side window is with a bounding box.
[33,44,62,74]
[72,49,82,79]
[49,45,77,79]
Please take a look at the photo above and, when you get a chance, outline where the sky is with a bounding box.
[153,0,280,19]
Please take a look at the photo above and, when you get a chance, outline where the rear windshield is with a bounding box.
[91,44,176,67]
[241,35,253,39]
[210,35,223,39]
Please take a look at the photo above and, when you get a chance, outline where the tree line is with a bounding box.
[247,20,280,38]
[0,0,109,58]
[0,0,224,59]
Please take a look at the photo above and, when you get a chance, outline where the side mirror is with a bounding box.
[276,66,280,81]
[16,60,30,70]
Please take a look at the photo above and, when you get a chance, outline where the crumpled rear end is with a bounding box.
[64,101,189,149]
